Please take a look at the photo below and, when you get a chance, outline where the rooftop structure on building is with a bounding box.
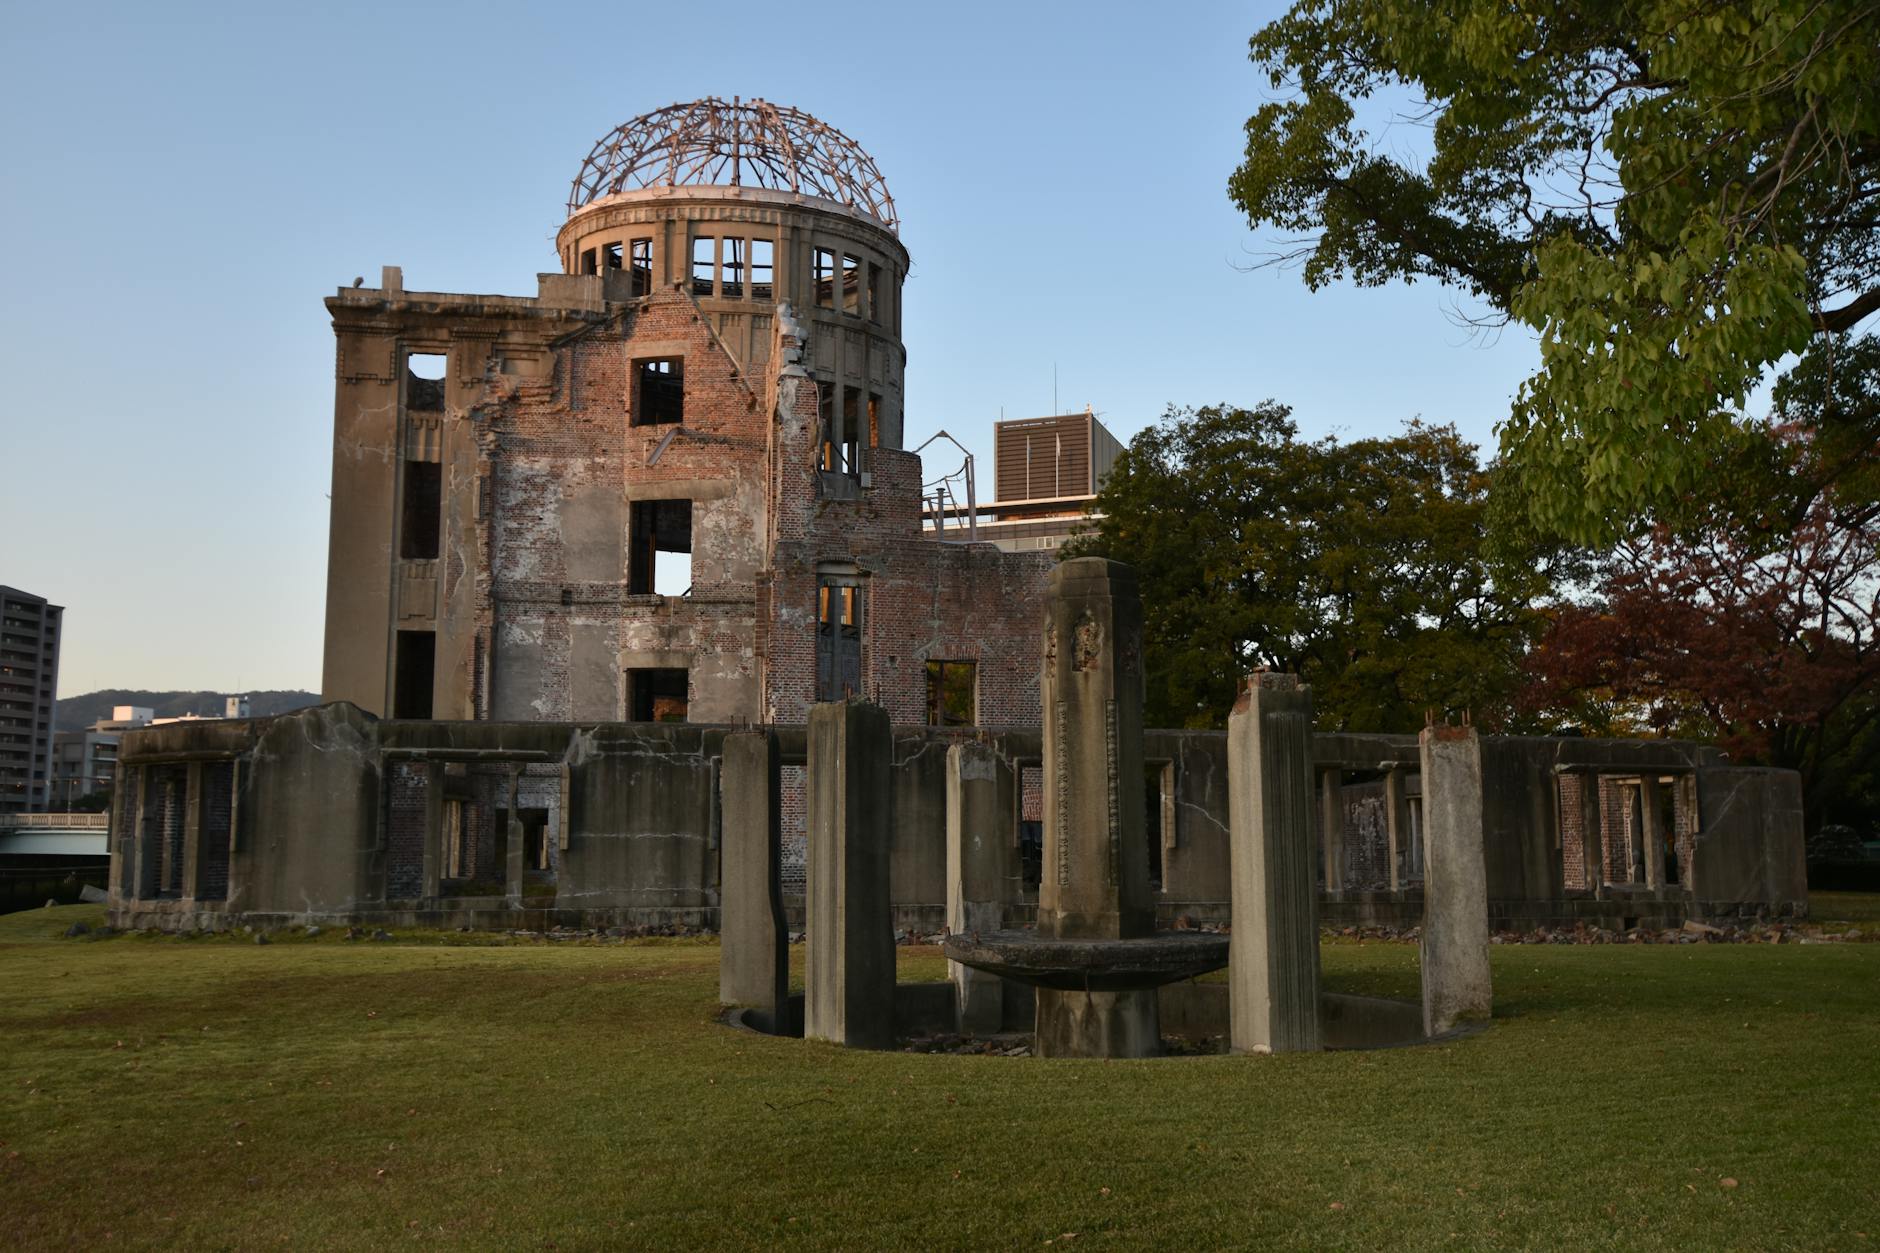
[923,409,1122,553]
[0,586,62,813]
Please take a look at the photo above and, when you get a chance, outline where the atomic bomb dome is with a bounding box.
[567,97,898,230]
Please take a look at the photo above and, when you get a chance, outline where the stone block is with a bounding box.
[805,700,895,1049]
[1420,725,1493,1036]
[1227,674,1322,1054]
[720,730,788,1024]
[946,741,1015,1035]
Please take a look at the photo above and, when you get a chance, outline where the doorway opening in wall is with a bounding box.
[816,579,862,701]
[393,630,435,719]
[625,668,688,722]
[406,353,446,411]
[496,805,554,898]
[628,499,693,596]
[1018,763,1044,893]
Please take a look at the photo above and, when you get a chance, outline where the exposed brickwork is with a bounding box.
[386,762,427,900]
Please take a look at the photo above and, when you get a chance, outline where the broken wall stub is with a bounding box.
[106,707,1811,934]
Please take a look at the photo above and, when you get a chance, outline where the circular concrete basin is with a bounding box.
[942,930,1229,992]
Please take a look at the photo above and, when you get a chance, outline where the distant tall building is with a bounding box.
[0,586,62,814]
[925,409,1123,553]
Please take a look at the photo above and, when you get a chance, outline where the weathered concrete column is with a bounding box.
[1227,674,1322,1054]
[1384,768,1406,894]
[1419,725,1493,1036]
[1319,767,1344,895]
[805,700,895,1049]
[1035,558,1158,1057]
[1580,772,1605,895]
[181,761,205,901]
[946,740,1016,1034]
[1639,775,1666,891]
[720,729,789,1028]
[421,762,444,900]
[504,767,525,909]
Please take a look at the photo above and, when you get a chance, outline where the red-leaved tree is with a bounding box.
[1522,492,1880,832]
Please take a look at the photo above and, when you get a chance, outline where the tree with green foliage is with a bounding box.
[1230,1,1880,544]
[1066,403,1568,730]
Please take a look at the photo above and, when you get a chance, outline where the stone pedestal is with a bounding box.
[720,729,788,1028]
[945,741,1015,1035]
[1227,674,1322,1054]
[805,700,895,1049]
[1035,989,1158,1058]
[1420,725,1493,1036]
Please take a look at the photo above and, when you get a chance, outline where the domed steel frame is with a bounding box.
[568,97,898,231]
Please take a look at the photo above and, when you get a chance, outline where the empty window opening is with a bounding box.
[634,358,684,426]
[816,580,862,701]
[1018,762,1044,892]
[925,660,976,726]
[629,237,652,295]
[722,237,745,298]
[1145,762,1173,892]
[841,388,862,472]
[406,353,446,411]
[579,248,598,275]
[517,807,553,879]
[602,241,623,270]
[628,498,693,596]
[692,236,716,296]
[868,262,883,321]
[842,254,862,313]
[751,239,774,301]
[868,392,881,448]
[400,460,442,560]
[813,248,836,307]
[626,668,688,722]
[394,630,435,719]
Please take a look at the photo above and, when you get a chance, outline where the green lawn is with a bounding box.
[2,905,1876,1251]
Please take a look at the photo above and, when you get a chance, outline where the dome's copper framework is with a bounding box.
[568,97,898,231]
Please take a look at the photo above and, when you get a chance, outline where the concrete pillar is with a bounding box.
[1384,767,1406,894]
[720,730,789,1027]
[422,761,444,900]
[181,761,204,901]
[1639,775,1666,891]
[805,700,895,1050]
[224,760,248,907]
[504,767,525,909]
[946,740,1016,1035]
[1580,772,1604,895]
[1419,725,1493,1037]
[1034,558,1158,1058]
[1319,767,1344,895]
[1227,674,1322,1054]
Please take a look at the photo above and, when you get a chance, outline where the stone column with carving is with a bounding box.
[1035,558,1157,1057]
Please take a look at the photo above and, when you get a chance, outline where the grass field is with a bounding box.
[1,905,1876,1251]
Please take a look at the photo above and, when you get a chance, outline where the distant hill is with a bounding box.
[56,689,321,732]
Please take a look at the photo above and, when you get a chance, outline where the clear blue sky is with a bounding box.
[0,0,1540,696]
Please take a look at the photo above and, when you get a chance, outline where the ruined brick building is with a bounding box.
[102,99,1807,936]
[321,99,1049,732]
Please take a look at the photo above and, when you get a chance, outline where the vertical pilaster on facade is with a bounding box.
[504,767,525,908]
[1384,767,1406,894]
[805,700,895,1049]
[1419,725,1493,1037]
[112,765,140,901]
[131,770,155,901]
[1639,775,1666,891]
[1227,674,1322,1054]
[1319,767,1346,895]
[1580,772,1604,896]
[720,729,788,1026]
[945,740,1016,1035]
[224,760,247,907]
[422,762,444,900]
[181,762,205,900]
